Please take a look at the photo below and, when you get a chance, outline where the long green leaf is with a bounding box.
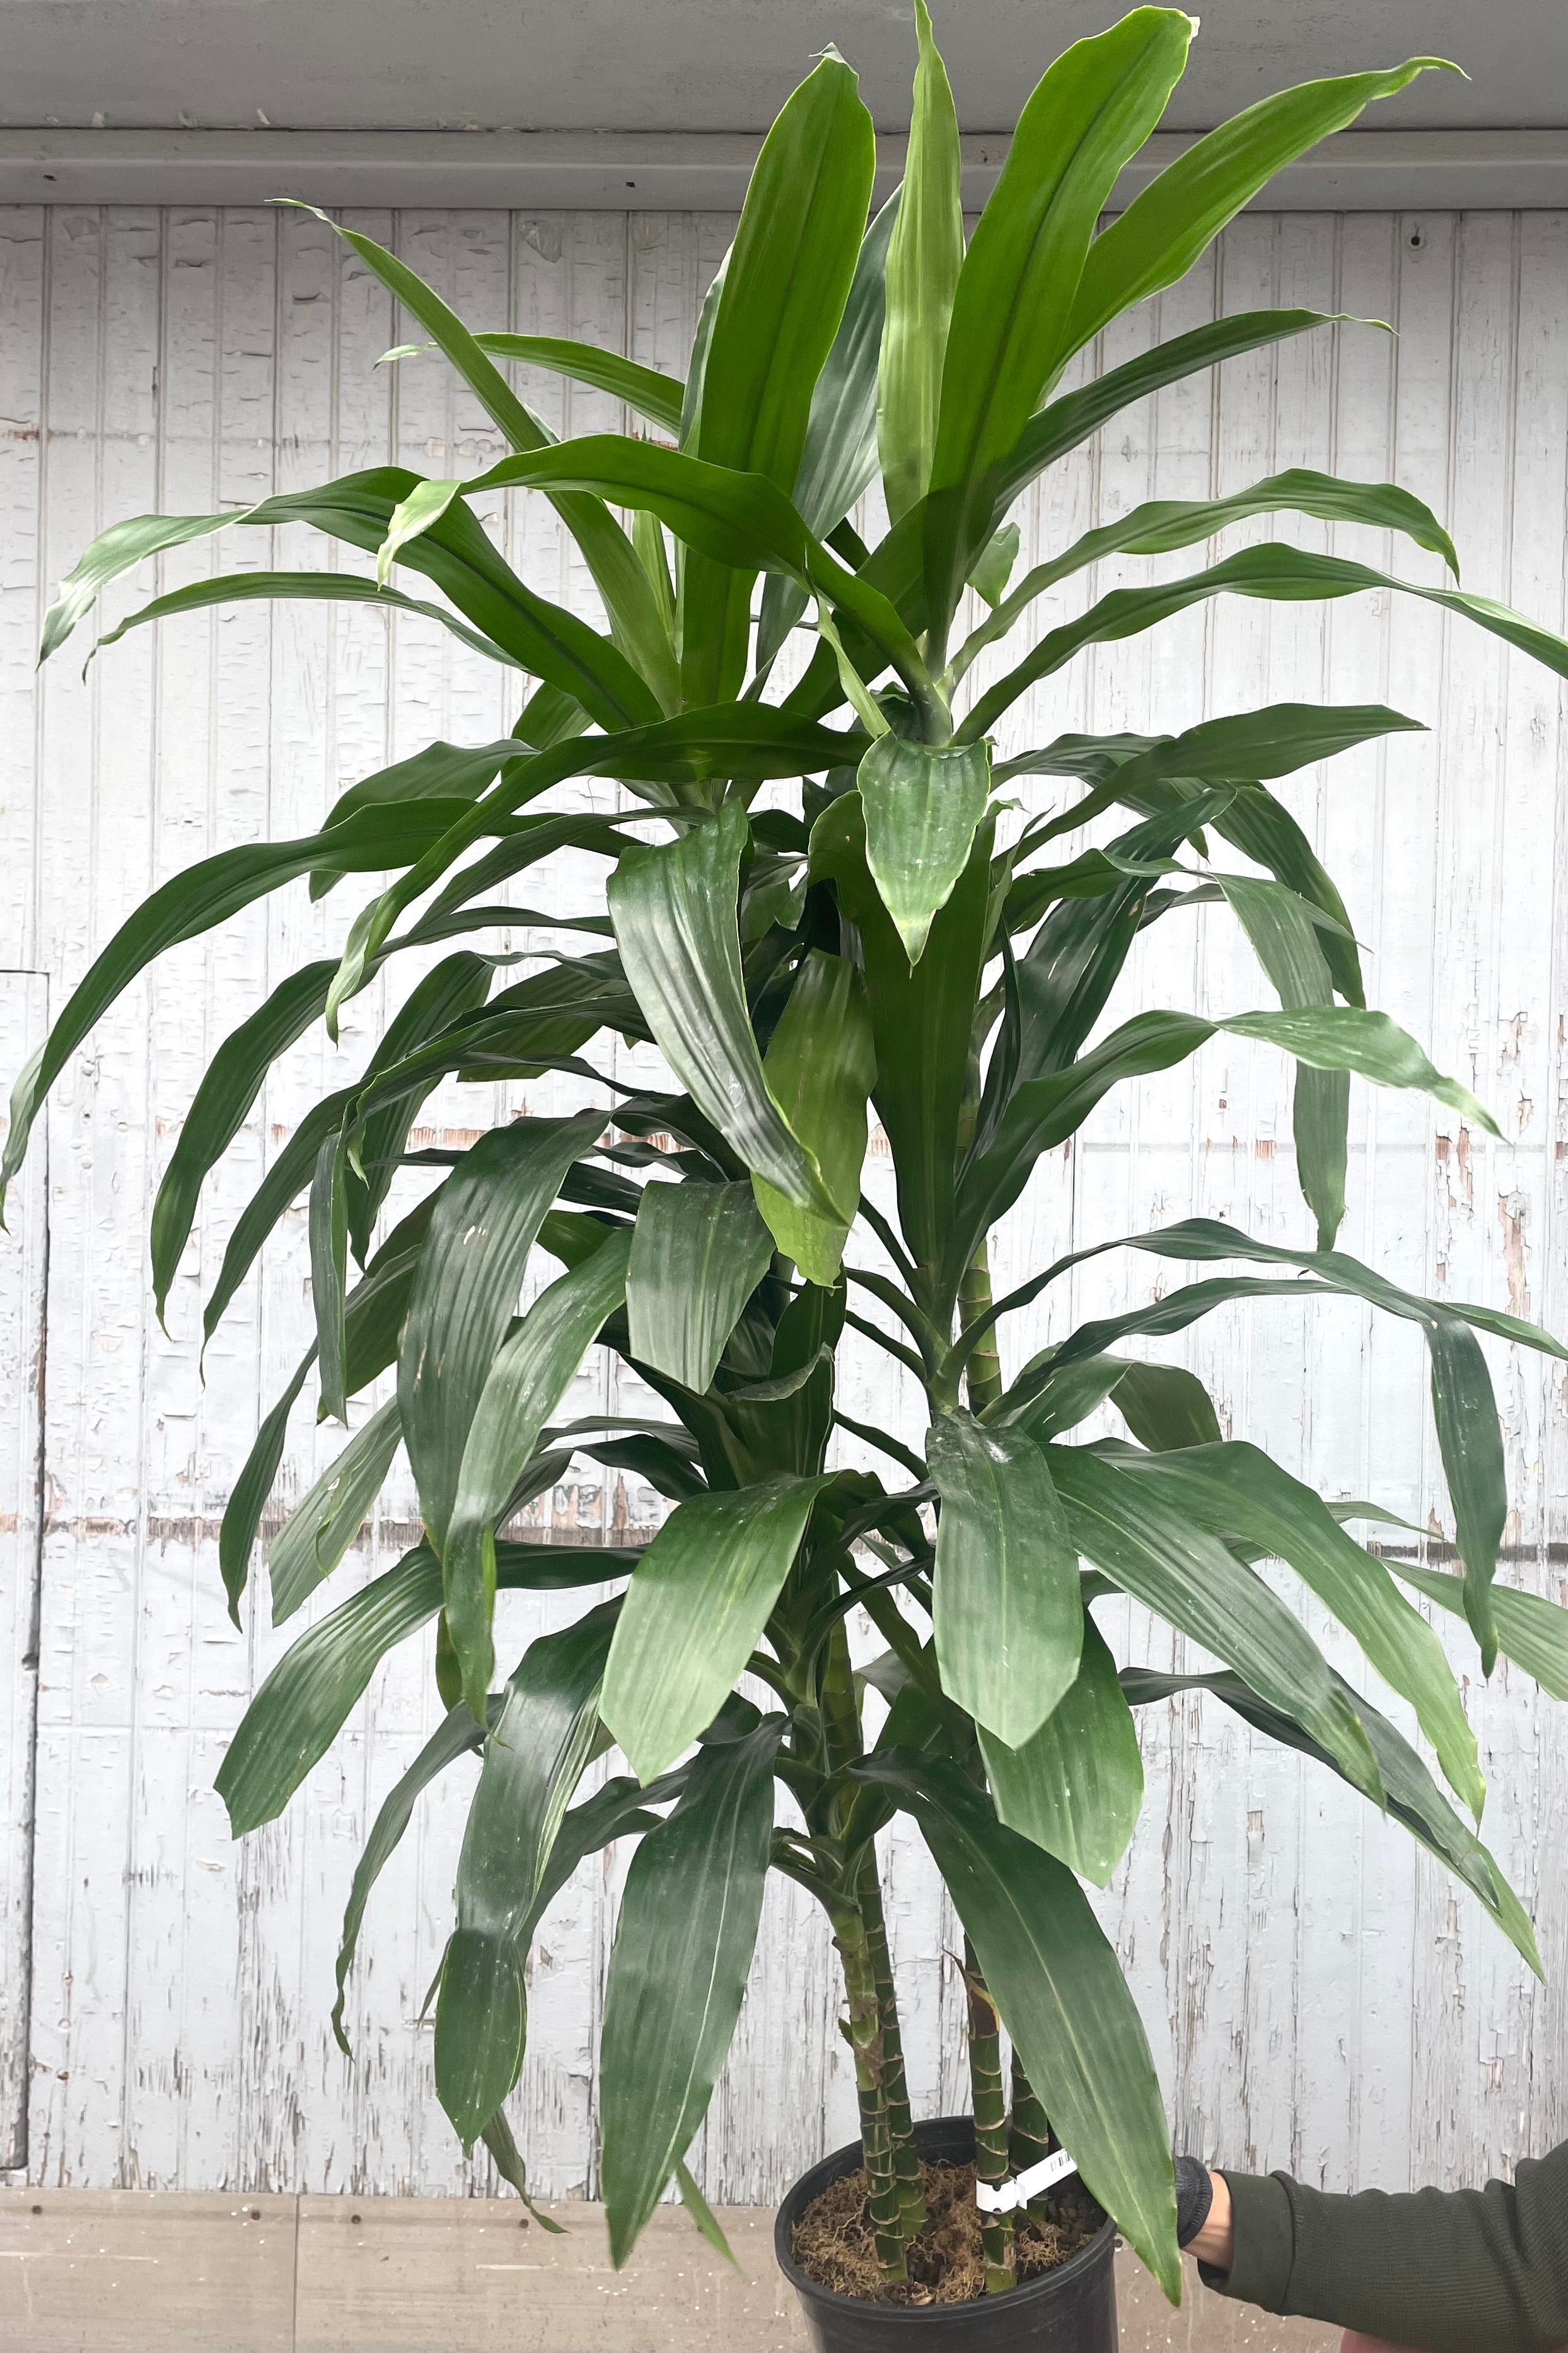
[219,1350,315,1625]
[1045,1443,1383,1804]
[442,1227,632,1715]
[284,204,680,711]
[626,1180,773,1392]
[1217,872,1347,1249]
[88,568,526,674]
[600,1722,781,2264]
[859,733,992,966]
[1061,59,1458,367]
[756,192,900,672]
[608,803,839,1231]
[331,1700,484,2054]
[878,0,962,525]
[269,1397,402,1626]
[214,1538,626,1835]
[1122,1667,1540,1976]
[680,52,876,703]
[1122,1441,1482,1817]
[924,7,1193,633]
[753,950,874,1287]
[980,1617,1144,1886]
[1113,1361,1221,1451]
[927,1411,1083,1750]
[856,1751,1179,2301]
[436,1605,618,2142]
[1388,1563,1568,1703]
[382,330,685,435]
[399,1115,605,1555]
[602,1474,830,1782]
[342,950,497,1263]
[961,542,1567,740]
[1427,1315,1507,1672]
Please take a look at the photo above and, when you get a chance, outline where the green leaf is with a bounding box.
[756,192,900,672]
[482,2103,567,2234]
[810,791,992,1271]
[309,1128,350,1423]
[443,1227,633,1717]
[399,1114,607,1555]
[1062,59,1458,368]
[924,7,1193,634]
[994,309,1356,510]
[1427,1316,1507,1673]
[969,522,1019,609]
[1217,872,1347,1249]
[856,1751,1179,2301]
[436,1605,618,2143]
[600,1722,781,2264]
[960,542,1567,741]
[1122,1442,1482,1818]
[269,1396,403,1626]
[282,204,680,712]
[878,0,963,525]
[673,2160,740,2271]
[927,1411,1083,1750]
[602,1475,830,1782]
[1122,1667,1540,1977]
[1113,1362,1221,1452]
[331,1700,484,2055]
[679,52,876,703]
[626,1180,774,1392]
[219,1350,315,1625]
[214,1538,625,1835]
[753,950,874,1287]
[1388,1564,1567,1703]
[88,568,526,674]
[1045,1443,1383,1805]
[0,800,479,1208]
[1000,1351,1130,1442]
[859,733,992,966]
[980,1617,1144,1886]
[382,330,685,435]
[343,950,497,1263]
[608,803,840,1231]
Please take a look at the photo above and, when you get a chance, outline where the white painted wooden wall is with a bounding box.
[0,202,1564,2209]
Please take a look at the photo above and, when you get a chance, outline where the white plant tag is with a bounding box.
[973,2143,1079,2214]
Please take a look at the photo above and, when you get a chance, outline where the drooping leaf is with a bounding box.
[331,1700,485,2054]
[215,1539,627,1835]
[398,1114,606,1558]
[1045,1442,1382,1804]
[855,1751,1179,2301]
[1427,1315,1507,1673]
[600,1721,781,2264]
[608,803,840,1231]
[219,1350,315,1624]
[1121,1442,1482,1817]
[269,1397,403,1625]
[753,950,874,1287]
[435,1605,618,2143]
[1217,872,1347,1249]
[878,0,963,525]
[626,1179,774,1392]
[980,1617,1144,1886]
[1122,1666,1539,1976]
[1113,1361,1222,1452]
[859,733,992,966]
[381,330,685,435]
[443,1227,633,1717]
[602,1475,830,1782]
[309,1128,351,1423]
[89,568,527,676]
[927,1411,1083,1750]
[1388,1563,1567,1703]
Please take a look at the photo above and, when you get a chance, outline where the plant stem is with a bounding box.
[959,1241,1004,1415]
[964,1939,1015,2292]
[836,1905,909,2280]
[859,1855,926,2234]
[1009,2050,1059,2221]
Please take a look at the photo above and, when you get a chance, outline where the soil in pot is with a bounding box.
[791,2157,1106,2306]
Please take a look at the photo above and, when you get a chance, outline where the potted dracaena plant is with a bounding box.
[8,6,1568,2342]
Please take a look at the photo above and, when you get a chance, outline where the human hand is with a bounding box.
[1183,2168,1234,2270]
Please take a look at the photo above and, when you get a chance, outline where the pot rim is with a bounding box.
[772,2115,1118,2323]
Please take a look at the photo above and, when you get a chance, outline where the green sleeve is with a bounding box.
[1205,2142,1568,2353]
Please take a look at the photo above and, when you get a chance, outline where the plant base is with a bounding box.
[775,2117,1119,2351]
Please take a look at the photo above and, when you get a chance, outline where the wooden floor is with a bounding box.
[0,2190,1338,2351]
